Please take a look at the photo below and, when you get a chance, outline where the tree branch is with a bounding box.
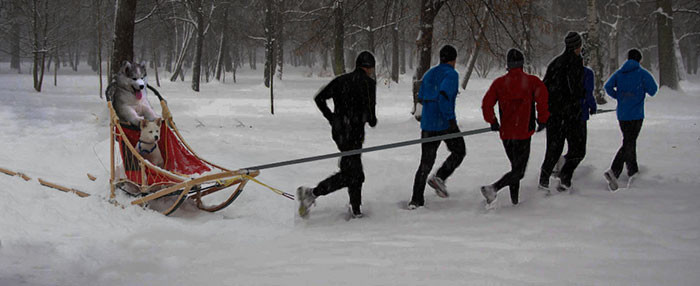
[135,2,160,24]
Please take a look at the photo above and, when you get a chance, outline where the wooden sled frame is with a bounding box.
[107,86,259,215]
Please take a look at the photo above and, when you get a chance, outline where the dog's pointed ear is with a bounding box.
[120,60,132,74]
[140,119,147,129]
[141,61,148,77]
[155,118,162,127]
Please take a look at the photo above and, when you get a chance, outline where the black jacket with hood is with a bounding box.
[314,68,377,150]
[542,49,585,121]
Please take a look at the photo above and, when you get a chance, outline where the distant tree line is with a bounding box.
[0,0,698,99]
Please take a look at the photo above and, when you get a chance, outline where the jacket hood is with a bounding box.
[620,59,640,73]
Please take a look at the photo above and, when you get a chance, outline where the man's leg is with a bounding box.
[623,119,643,176]
[539,118,565,187]
[411,131,441,206]
[494,139,530,202]
[435,131,466,181]
[494,140,518,190]
[343,154,365,213]
[610,120,626,178]
[559,120,587,186]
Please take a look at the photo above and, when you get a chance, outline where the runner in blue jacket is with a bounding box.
[602,49,658,191]
[409,45,466,209]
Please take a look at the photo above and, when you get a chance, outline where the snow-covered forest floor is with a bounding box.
[1,64,699,285]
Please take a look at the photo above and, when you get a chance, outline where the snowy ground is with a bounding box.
[1,63,699,285]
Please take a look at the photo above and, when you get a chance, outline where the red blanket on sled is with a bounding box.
[117,123,211,185]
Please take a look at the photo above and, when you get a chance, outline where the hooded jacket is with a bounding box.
[604,59,658,121]
[543,50,586,121]
[482,68,550,140]
[418,63,459,131]
[315,68,377,148]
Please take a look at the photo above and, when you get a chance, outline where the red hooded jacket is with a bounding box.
[482,68,549,140]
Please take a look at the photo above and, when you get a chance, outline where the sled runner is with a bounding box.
[106,85,262,215]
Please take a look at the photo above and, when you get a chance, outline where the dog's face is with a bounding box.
[117,60,148,92]
[139,118,162,144]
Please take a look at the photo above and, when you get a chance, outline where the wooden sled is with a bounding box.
[107,85,259,215]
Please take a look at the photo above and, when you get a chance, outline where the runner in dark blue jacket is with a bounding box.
[553,65,597,177]
[409,45,466,209]
[602,49,658,191]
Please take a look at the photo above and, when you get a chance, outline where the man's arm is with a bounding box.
[438,71,459,121]
[604,72,618,99]
[534,76,550,124]
[584,69,597,114]
[643,70,659,97]
[367,79,377,127]
[314,80,336,122]
[481,80,499,125]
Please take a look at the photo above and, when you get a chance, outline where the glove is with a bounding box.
[536,121,546,132]
[589,108,597,115]
[448,119,459,132]
[490,121,500,132]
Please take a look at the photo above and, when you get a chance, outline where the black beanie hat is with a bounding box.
[355,51,375,68]
[506,48,524,70]
[439,45,457,63]
[565,31,582,50]
[628,49,642,62]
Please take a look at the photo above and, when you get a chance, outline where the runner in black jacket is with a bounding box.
[296,51,377,219]
[538,32,587,192]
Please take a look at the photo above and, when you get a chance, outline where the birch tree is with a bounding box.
[587,0,607,103]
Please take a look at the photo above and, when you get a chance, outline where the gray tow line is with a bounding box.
[244,109,615,171]
[244,127,492,171]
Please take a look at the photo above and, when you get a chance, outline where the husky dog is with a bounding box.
[138,118,164,168]
[107,60,159,126]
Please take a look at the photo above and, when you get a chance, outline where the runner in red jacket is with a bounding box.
[480,49,549,207]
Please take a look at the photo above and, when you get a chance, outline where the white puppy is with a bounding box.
[138,118,164,168]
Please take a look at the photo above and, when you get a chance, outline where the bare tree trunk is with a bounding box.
[461,42,481,90]
[520,2,533,73]
[32,0,47,92]
[263,0,275,87]
[190,0,204,92]
[322,46,329,71]
[215,32,226,81]
[215,6,229,81]
[203,42,210,83]
[170,27,193,82]
[153,49,161,87]
[461,5,488,90]
[608,24,619,76]
[656,0,679,90]
[366,0,374,52]
[262,0,275,114]
[54,49,58,87]
[346,33,357,69]
[332,0,345,76]
[11,1,21,73]
[587,0,607,104]
[97,0,103,97]
[400,27,406,75]
[412,0,445,115]
[408,45,414,70]
[109,0,137,81]
[166,32,173,73]
[390,1,400,83]
[276,0,285,80]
